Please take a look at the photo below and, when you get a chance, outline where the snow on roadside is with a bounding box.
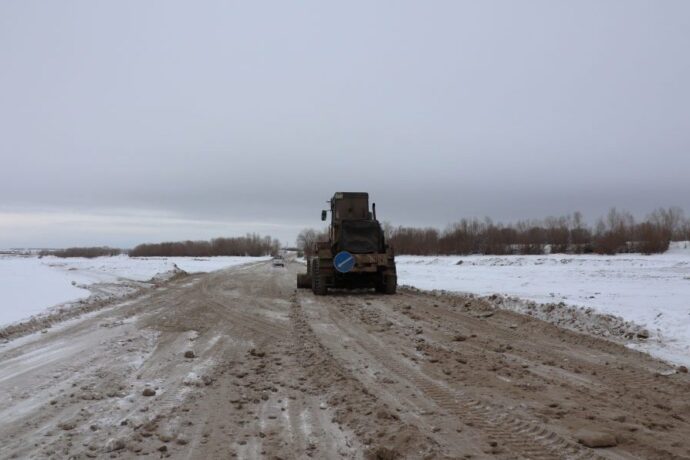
[0,256,91,325]
[396,242,690,366]
[169,256,269,273]
[0,255,268,328]
[41,255,268,284]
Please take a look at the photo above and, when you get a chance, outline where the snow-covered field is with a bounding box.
[0,255,268,327]
[397,242,690,366]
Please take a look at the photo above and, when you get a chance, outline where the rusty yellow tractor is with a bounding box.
[297,192,396,295]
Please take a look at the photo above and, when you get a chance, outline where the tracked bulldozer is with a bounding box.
[297,192,397,295]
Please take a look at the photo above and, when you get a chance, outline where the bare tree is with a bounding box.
[381,221,394,241]
[296,228,327,258]
[130,234,279,257]
[40,247,122,258]
[649,207,685,240]
[387,207,686,256]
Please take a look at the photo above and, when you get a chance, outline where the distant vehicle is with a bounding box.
[272,256,285,267]
[297,192,396,295]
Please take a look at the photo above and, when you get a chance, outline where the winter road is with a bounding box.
[1,261,689,459]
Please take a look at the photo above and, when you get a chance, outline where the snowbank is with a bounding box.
[0,255,268,327]
[397,242,690,366]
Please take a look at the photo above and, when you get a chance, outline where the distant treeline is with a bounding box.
[129,234,280,257]
[40,247,122,258]
[387,207,689,256]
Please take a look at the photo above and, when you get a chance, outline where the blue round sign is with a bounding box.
[333,251,355,273]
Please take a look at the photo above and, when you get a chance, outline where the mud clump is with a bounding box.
[249,348,266,358]
[57,420,77,431]
[576,429,618,448]
[365,446,400,460]
[184,350,195,359]
[104,437,126,452]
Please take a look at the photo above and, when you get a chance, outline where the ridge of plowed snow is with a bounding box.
[397,242,690,365]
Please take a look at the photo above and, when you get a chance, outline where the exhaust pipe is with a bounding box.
[372,202,376,220]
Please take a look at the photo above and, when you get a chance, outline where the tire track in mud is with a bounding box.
[404,291,689,388]
[404,291,690,429]
[289,293,441,459]
[367,290,690,459]
[170,263,362,460]
[198,272,290,342]
[318,297,602,460]
[203,298,288,341]
[397,291,687,395]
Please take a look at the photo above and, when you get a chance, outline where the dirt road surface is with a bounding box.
[1,261,690,459]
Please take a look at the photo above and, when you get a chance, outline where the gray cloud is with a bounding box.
[1,1,689,247]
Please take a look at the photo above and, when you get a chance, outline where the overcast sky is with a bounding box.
[1,1,689,248]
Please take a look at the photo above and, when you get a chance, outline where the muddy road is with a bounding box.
[1,261,689,459]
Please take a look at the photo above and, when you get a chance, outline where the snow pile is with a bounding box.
[0,255,268,328]
[397,243,690,365]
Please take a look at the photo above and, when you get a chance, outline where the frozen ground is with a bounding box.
[397,242,690,366]
[0,255,268,327]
